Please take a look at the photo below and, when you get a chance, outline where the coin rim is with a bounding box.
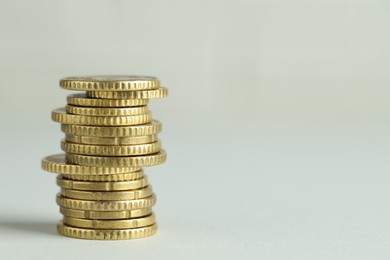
[56,175,148,191]
[86,87,168,99]
[67,93,149,107]
[61,120,162,137]
[57,222,157,240]
[65,150,167,167]
[52,108,152,126]
[41,154,141,175]
[63,214,155,229]
[56,194,157,211]
[60,75,160,91]
[60,207,152,219]
[65,105,148,116]
[64,134,158,145]
[62,172,144,182]
[61,140,161,156]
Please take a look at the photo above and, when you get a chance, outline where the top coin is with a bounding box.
[60,75,160,91]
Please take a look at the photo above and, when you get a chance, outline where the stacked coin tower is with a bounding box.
[41,75,167,240]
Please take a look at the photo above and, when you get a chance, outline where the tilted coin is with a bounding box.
[57,175,148,191]
[61,120,162,137]
[61,140,161,156]
[65,105,148,116]
[63,214,155,229]
[42,154,141,175]
[52,108,152,126]
[56,194,157,211]
[60,75,160,91]
[60,186,153,200]
[67,93,149,107]
[62,172,144,182]
[60,207,152,219]
[86,87,168,99]
[65,134,158,145]
[57,222,157,240]
[65,150,166,167]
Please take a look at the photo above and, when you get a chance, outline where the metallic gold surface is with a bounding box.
[65,105,148,116]
[62,172,144,182]
[60,186,153,200]
[41,154,141,175]
[67,93,149,107]
[61,120,162,137]
[43,75,168,240]
[86,87,168,99]
[60,75,160,91]
[57,176,148,191]
[52,108,152,126]
[60,207,152,219]
[56,194,157,211]
[65,150,166,167]
[65,134,158,145]
[61,140,161,156]
[57,222,157,240]
[63,214,155,229]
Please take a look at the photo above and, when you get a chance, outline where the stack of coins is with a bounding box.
[41,75,167,240]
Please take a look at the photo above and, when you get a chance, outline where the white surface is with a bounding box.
[0,0,390,259]
[1,120,390,259]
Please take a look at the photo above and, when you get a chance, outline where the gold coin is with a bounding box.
[62,172,144,182]
[52,108,152,126]
[63,214,155,229]
[61,140,161,156]
[60,186,153,200]
[67,94,149,107]
[86,87,168,99]
[57,222,157,240]
[56,194,156,211]
[65,105,148,116]
[60,207,152,219]
[42,154,140,175]
[61,120,162,137]
[60,75,160,91]
[65,150,166,167]
[65,134,157,145]
[57,175,148,191]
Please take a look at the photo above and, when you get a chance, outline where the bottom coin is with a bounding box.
[57,222,157,240]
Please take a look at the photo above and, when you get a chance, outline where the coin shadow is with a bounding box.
[0,220,57,236]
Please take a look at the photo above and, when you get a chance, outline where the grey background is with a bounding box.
[1,0,390,259]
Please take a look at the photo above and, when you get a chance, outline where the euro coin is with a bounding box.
[63,214,155,229]
[62,172,144,182]
[61,120,162,137]
[65,134,158,145]
[65,150,166,167]
[42,154,140,175]
[65,105,148,116]
[52,108,152,126]
[57,175,148,191]
[61,140,161,156]
[86,87,168,99]
[57,222,157,240]
[67,93,149,107]
[60,75,160,91]
[60,186,153,200]
[56,194,157,211]
[60,207,152,219]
